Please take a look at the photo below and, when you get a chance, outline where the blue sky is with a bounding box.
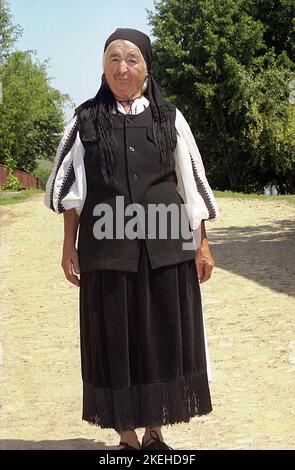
[9,0,155,120]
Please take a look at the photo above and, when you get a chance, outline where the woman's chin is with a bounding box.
[114,85,133,97]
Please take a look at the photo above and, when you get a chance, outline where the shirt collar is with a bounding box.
[115,96,149,115]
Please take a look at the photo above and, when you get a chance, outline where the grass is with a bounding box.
[0,188,43,206]
[213,190,295,203]
[0,188,294,206]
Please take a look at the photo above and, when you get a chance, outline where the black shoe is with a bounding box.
[118,441,141,450]
[141,430,173,450]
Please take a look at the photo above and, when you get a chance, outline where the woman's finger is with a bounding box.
[62,259,80,287]
[72,251,80,275]
[197,261,213,284]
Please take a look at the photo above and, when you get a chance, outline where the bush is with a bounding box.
[3,172,22,191]
[33,166,52,190]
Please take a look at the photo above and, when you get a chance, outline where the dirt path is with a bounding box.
[0,194,294,450]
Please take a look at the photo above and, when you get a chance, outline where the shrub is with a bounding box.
[3,172,22,191]
[33,166,52,190]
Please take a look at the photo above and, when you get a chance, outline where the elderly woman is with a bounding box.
[45,28,219,450]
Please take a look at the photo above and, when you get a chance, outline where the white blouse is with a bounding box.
[44,96,219,249]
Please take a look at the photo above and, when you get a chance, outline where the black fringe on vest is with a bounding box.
[75,74,177,185]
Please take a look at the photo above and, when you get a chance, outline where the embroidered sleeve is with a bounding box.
[175,109,219,221]
[44,116,87,215]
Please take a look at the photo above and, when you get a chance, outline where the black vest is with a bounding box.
[76,105,195,272]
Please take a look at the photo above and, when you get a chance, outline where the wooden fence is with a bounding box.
[0,164,39,189]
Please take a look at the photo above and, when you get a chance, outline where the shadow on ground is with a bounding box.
[209,219,295,297]
[0,438,119,450]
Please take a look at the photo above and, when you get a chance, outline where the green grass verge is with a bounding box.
[0,188,294,206]
[0,188,44,206]
[213,190,295,203]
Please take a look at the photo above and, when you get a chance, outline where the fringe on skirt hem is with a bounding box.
[82,372,212,433]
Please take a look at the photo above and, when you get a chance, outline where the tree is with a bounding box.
[0,0,71,174]
[250,0,295,59]
[148,0,295,193]
[0,50,70,172]
[0,0,22,64]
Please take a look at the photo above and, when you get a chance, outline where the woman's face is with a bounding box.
[104,40,147,100]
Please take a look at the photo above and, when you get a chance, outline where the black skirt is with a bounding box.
[79,241,212,433]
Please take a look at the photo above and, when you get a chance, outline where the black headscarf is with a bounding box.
[104,28,153,72]
[77,28,177,184]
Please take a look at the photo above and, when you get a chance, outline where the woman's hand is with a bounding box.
[61,243,80,287]
[195,221,214,284]
[62,208,80,287]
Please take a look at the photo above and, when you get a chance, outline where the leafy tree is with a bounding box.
[0,49,70,173]
[148,0,295,193]
[0,0,22,64]
[249,0,295,59]
[0,0,71,173]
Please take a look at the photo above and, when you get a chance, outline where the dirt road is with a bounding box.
[0,194,294,449]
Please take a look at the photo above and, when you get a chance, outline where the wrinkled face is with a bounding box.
[103,40,147,100]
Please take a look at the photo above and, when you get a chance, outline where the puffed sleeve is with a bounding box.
[44,115,86,215]
[174,109,219,224]
[174,109,219,250]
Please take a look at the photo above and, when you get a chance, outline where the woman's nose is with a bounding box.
[118,60,128,74]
